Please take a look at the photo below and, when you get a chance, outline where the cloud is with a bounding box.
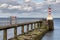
[0,3,40,13]
[0,0,43,13]
[0,0,20,5]
[0,0,60,18]
[0,0,57,13]
[0,0,16,3]
[0,3,8,8]
[24,0,31,2]
[8,5,22,10]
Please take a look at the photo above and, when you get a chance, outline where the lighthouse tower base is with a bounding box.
[47,20,54,31]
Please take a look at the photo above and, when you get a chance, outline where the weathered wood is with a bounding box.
[21,25,24,34]
[14,27,17,38]
[40,21,43,27]
[39,23,40,28]
[36,23,38,28]
[3,29,7,40]
[35,23,37,28]
[0,21,39,30]
[0,19,50,40]
[33,23,34,29]
[37,23,40,28]
[31,24,33,30]
[34,23,36,29]
[27,24,29,32]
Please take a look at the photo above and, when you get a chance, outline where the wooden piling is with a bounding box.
[39,22,40,28]
[21,25,24,34]
[14,27,17,38]
[34,23,36,29]
[3,29,7,40]
[31,24,33,30]
[37,22,40,28]
[40,21,42,27]
[27,24,29,32]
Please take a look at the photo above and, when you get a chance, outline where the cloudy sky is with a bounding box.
[0,0,60,18]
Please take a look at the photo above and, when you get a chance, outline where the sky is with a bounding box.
[0,0,60,18]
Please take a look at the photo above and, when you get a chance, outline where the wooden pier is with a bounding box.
[0,18,54,40]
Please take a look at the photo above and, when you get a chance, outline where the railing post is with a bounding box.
[3,29,7,40]
[36,23,38,29]
[34,23,35,29]
[39,22,40,28]
[40,21,42,27]
[21,25,24,34]
[35,23,37,29]
[14,27,17,39]
[27,24,29,32]
[31,24,33,30]
[37,22,39,28]
[34,23,36,29]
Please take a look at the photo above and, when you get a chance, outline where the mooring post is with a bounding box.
[3,29,7,40]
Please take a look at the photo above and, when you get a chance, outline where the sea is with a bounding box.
[42,18,60,40]
[0,18,60,40]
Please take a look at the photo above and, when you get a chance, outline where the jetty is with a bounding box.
[0,17,54,40]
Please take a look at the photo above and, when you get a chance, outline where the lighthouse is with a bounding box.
[47,5,53,20]
[47,5,54,31]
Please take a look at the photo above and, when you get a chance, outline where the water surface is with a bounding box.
[42,18,60,40]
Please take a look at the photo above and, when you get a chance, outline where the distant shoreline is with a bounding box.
[0,17,59,19]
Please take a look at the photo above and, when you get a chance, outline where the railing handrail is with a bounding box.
[0,21,42,30]
[0,20,44,40]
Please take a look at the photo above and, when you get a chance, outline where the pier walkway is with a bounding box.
[0,18,53,40]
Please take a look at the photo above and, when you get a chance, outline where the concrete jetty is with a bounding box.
[0,18,54,40]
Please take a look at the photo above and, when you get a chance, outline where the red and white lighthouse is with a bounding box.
[47,5,54,31]
[47,5,53,20]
